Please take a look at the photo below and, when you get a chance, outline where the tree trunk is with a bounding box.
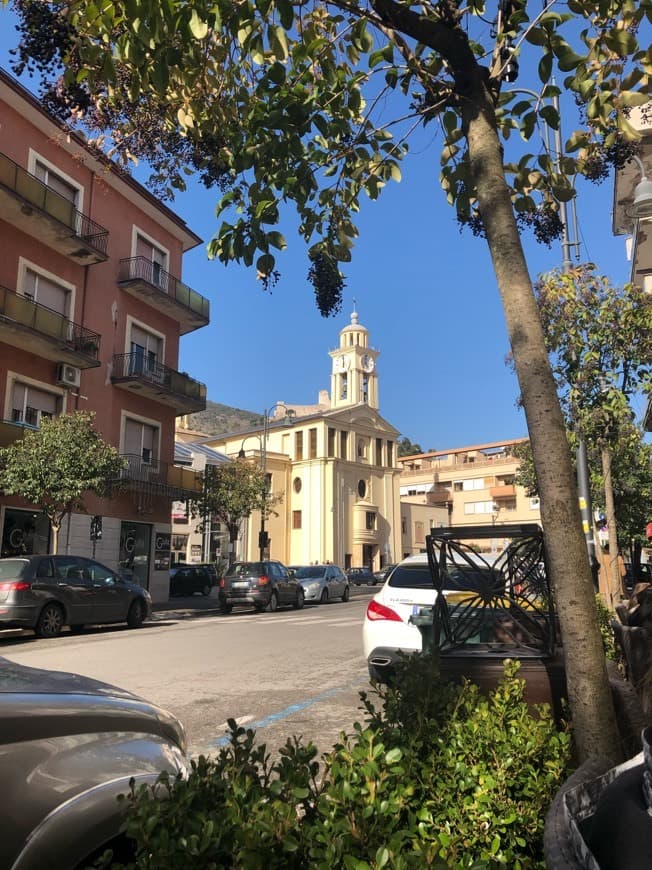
[228,521,240,566]
[601,445,623,605]
[51,521,59,555]
[458,74,621,764]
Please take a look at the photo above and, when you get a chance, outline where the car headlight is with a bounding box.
[306,582,319,591]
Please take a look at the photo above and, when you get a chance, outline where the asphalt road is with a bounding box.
[1,589,377,760]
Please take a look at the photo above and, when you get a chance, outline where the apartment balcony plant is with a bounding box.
[118,454,203,500]
[111,353,206,415]
[0,284,101,367]
[0,151,108,263]
[117,257,210,335]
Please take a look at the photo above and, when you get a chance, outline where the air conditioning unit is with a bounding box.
[56,363,81,389]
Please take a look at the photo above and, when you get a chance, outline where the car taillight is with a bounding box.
[258,575,270,585]
[0,581,30,591]
[219,578,225,588]
[366,599,402,622]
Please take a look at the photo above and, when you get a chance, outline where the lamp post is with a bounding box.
[238,403,296,560]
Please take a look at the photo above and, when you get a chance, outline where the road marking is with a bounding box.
[216,714,254,731]
[211,682,363,748]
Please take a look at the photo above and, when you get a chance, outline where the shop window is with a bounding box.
[1,509,50,556]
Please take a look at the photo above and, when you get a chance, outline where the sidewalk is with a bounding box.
[150,592,223,621]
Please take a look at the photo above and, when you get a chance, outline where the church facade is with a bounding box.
[196,309,402,570]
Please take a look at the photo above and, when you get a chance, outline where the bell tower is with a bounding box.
[330,303,379,410]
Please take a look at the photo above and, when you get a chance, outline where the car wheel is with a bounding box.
[341,585,350,602]
[320,588,329,604]
[69,624,85,634]
[201,584,211,597]
[127,598,146,628]
[220,602,233,614]
[294,588,304,610]
[268,591,279,612]
[35,602,64,638]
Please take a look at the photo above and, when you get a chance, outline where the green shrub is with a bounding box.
[102,658,572,869]
[595,593,617,661]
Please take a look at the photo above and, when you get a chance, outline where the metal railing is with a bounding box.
[118,454,202,497]
[112,353,206,404]
[118,257,209,322]
[0,152,109,256]
[0,284,100,358]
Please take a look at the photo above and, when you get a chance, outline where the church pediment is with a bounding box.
[325,405,400,437]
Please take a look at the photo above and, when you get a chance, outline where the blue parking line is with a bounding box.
[211,684,352,748]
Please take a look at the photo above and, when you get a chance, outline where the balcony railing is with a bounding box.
[118,454,202,499]
[490,484,517,499]
[118,257,210,333]
[0,284,100,365]
[112,353,206,413]
[0,152,109,259]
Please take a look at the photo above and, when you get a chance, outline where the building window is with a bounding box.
[340,430,348,460]
[327,427,335,457]
[21,266,71,317]
[136,232,168,288]
[292,510,302,530]
[340,372,348,400]
[295,430,303,460]
[463,500,496,515]
[529,496,541,510]
[401,516,407,534]
[415,521,425,545]
[376,438,383,466]
[455,478,485,492]
[11,382,61,427]
[361,373,369,403]
[357,437,369,461]
[129,323,163,379]
[293,476,302,493]
[366,511,376,531]
[124,417,159,464]
[171,534,188,551]
[34,158,80,205]
[309,428,317,459]
[358,479,367,498]
[387,441,394,466]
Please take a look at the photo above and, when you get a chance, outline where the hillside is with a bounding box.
[184,401,263,436]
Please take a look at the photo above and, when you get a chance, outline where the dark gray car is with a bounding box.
[0,656,187,869]
[0,555,151,638]
[219,560,304,613]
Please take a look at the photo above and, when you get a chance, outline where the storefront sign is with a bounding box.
[154,531,171,571]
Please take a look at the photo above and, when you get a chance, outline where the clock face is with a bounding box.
[361,354,375,372]
[334,356,350,372]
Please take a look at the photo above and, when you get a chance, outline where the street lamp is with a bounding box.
[626,154,652,220]
[238,403,296,560]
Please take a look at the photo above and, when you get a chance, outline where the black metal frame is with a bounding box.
[421,524,557,657]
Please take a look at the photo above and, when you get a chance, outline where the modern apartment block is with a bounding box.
[397,439,541,553]
[0,69,208,601]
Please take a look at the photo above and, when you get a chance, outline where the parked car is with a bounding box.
[373,563,397,584]
[624,561,652,591]
[219,560,304,613]
[0,656,187,869]
[346,566,377,586]
[362,552,499,682]
[0,554,151,638]
[169,564,214,597]
[292,565,350,603]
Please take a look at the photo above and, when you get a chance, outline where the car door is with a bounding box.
[273,562,292,603]
[51,556,93,624]
[330,567,345,598]
[85,558,127,622]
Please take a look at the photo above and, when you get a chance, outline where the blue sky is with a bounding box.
[0,7,641,451]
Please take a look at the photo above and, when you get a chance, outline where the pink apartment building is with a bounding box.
[0,69,208,602]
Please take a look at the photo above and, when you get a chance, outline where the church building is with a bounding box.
[193,308,402,570]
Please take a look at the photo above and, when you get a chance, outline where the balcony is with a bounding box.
[0,284,100,367]
[111,353,206,415]
[118,454,202,500]
[490,484,517,499]
[117,257,209,335]
[0,152,108,263]
[428,488,452,505]
[0,418,36,447]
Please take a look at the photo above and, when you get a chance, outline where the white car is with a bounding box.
[363,551,502,682]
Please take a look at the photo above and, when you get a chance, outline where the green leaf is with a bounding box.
[538,52,553,84]
[385,747,402,763]
[276,0,294,29]
[270,25,289,60]
[189,9,208,40]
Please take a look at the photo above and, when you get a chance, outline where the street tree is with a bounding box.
[536,265,652,604]
[10,0,652,762]
[397,437,425,457]
[0,411,125,554]
[191,459,281,565]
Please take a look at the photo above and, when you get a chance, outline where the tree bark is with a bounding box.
[456,73,621,764]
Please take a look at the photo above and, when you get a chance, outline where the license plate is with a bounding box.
[231,581,249,589]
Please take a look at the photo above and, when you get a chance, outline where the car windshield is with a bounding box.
[226,562,264,577]
[295,567,324,579]
[0,559,29,580]
[388,563,497,592]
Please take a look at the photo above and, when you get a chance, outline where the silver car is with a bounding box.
[0,554,151,637]
[0,656,187,869]
[292,565,350,603]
